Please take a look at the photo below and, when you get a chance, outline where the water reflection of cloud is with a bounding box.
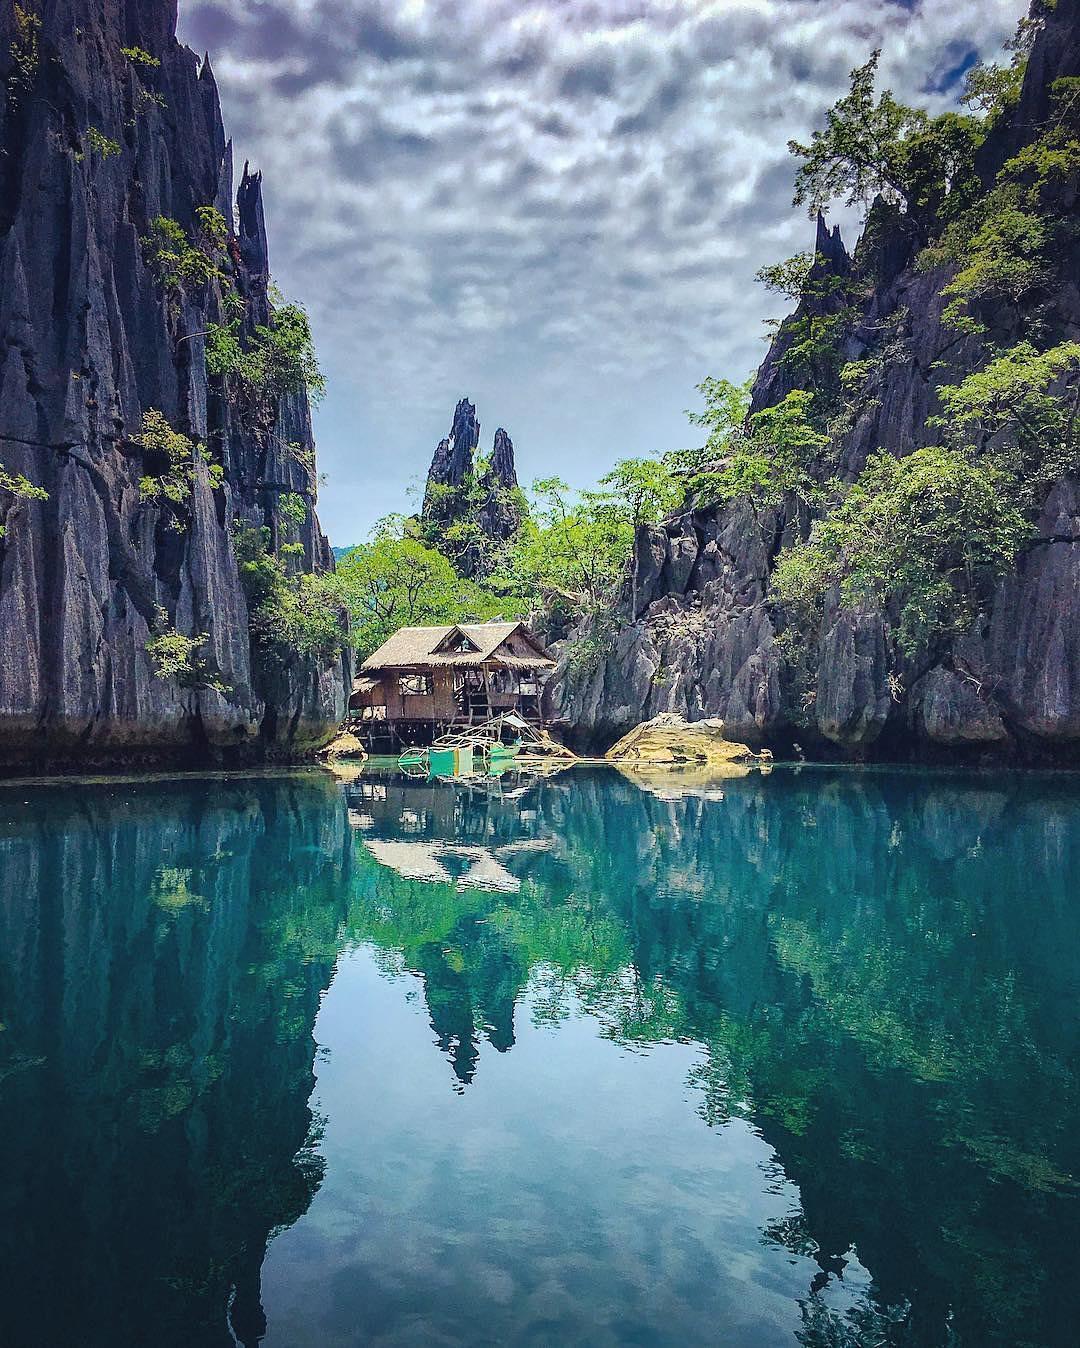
[364,840,522,892]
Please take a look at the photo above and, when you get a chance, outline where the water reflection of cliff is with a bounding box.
[0,774,351,1348]
[346,765,1080,1348]
[1,765,1077,1347]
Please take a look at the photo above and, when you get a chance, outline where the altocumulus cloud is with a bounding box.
[178,0,1027,541]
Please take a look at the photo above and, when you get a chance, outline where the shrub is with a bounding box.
[141,214,222,292]
[233,523,345,661]
[0,462,48,537]
[278,492,308,531]
[7,6,41,106]
[121,44,159,68]
[132,409,223,517]
[84,126,121,160]
[205,299,325,408]
[194,205,229,257]
[134,87,167,113]
[145,607,225,690]
[771,446,1031,661]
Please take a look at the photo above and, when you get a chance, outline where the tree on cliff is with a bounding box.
[787,50,985,232]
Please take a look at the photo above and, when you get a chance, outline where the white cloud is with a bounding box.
[179,0,1027,541]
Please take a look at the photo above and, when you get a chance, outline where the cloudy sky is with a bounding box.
[177,0,1027,544]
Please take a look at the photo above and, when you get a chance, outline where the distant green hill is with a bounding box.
[331,546,356,561]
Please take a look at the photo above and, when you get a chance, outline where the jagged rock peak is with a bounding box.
[237,161,268,280]
[490,428,517,488]
[427,397,480,491]
[812,211,849,275]
[420,399,523,576]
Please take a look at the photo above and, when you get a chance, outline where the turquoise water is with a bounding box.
[1,763,1078,1347]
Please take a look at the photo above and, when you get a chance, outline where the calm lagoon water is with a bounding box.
[1,763,1078,1347]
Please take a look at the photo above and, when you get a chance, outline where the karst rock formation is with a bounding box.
[422,397,521,577]
[0,0,349,768]
[550,0,1080,763]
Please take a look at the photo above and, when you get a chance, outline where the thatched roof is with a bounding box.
[362,622,554,672]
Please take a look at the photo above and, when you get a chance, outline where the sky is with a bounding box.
[177,0,1028,546]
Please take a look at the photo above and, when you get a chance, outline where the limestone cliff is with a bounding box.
[549,0,1080,763]
[0,0,349,770]
[421,397,522,577]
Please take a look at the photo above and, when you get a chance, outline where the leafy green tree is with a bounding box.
[337,522,520,661]
[961,60,1025,122]
[680,375,753,469]
[679,381,830,514]
[754,252,814,301]
[788,51,926,216]
[206,297,325,409]
[788,51,984,229]
[233,523,345,661]
[931,340,1080,505]
[495,477,635,611]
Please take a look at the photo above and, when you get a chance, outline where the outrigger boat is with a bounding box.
[396,712,567,777]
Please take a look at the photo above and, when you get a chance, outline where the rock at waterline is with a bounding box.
[605,714,772,766]
[319,732,368,760]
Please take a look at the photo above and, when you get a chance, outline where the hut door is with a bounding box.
[458,670,486,720]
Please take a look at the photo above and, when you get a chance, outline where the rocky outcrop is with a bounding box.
[477,426,520,544]
[421,397,523,577]
[0,1,349,770]
[425,396,481,496]
[550,0,1080,763]
[606,712,769,766]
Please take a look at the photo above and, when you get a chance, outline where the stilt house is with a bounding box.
[349,622,556,748]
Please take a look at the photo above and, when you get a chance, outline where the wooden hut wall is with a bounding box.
[357,667,459,721]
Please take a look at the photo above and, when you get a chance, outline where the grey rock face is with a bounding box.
[547,498,785,749]
[490,428,517,489]
[424,397,481,496]
[552,0,1080,761]
[0,0,348,769]
[477,427,521,546]
[421,398,522,576]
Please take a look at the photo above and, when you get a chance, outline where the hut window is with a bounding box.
[399,673,433,696]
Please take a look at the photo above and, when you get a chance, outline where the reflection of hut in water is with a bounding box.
[348,622,555,751]
[344,774,558,853]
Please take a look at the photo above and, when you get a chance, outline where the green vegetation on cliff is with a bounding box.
[763,6,1080,687]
